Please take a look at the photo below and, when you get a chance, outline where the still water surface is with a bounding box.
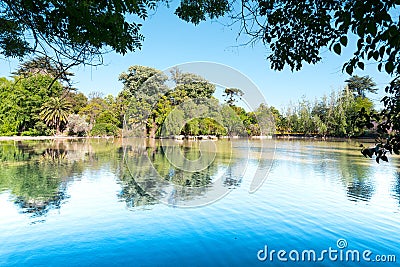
[0,139,399,266]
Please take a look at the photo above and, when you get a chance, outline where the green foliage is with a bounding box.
[91,123,120,137]
[345,75,378,98]
[120,66,219,137]
[13,56,74,87]
[221,105,245,136]
[361,78,400,161]
[79,99,108,125]
[66,92,88,114]
[119,65,169,137]
[163,109,185,136]
[175,0,230,25]
[278,87,376,137]
[0,74,64,135]
[253,104,275,136]
[177,1,400,76]
[0,78,19,135]
[0,0,159,63]
[170,68,216,99]
[96,110,120,125]
[21,121,54,136]
[40,97,72,134]
[175,0,399,160]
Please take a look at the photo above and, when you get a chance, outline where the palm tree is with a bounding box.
[40,97,72,134]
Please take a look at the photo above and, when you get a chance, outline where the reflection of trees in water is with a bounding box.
[0,138,244,213]
[307,142,379,202]
[40,147,67,162]
[0,154,71,218]
[336,148,375,202]
[346,179,374,202]
[0,141,36,162]
[0,139,123,218]
[120,139,241,207]
[118,169,157,208]
[223,164,242,187]
[14,190,68,218]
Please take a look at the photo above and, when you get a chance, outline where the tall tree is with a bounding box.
[345,75,378,98]
[119,65,169,137]
[255,104,275,136]
[170,69,216,101]
[65,92,88,114]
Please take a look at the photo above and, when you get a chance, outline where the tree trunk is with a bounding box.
[149,121,157,139]
[56,119,60,136]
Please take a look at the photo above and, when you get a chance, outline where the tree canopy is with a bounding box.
[175,1,400,75]
[0,0,160,63]
[1,0,399,77]
[1,1,399,75]
[345,75,378,98]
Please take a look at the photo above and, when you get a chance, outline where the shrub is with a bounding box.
[90,123,119,137]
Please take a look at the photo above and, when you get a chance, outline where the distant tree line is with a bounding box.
[0,57,382,140]
[275,75,377,138]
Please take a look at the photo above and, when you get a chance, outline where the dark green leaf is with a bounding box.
[367,22,377,36]
[385,61,394,73]
[345,65,353,75]
[333,43,341,55]
[373,51,379,60]
[340,36,348,46]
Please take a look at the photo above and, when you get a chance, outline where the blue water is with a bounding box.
[0,139,399,266]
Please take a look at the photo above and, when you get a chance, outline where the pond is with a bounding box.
[0,139,399,266]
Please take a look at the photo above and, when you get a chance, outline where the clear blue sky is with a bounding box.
[0,4,393,110]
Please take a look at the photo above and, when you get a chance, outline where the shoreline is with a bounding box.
[0,135,376,143]
[0,136,89,141]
